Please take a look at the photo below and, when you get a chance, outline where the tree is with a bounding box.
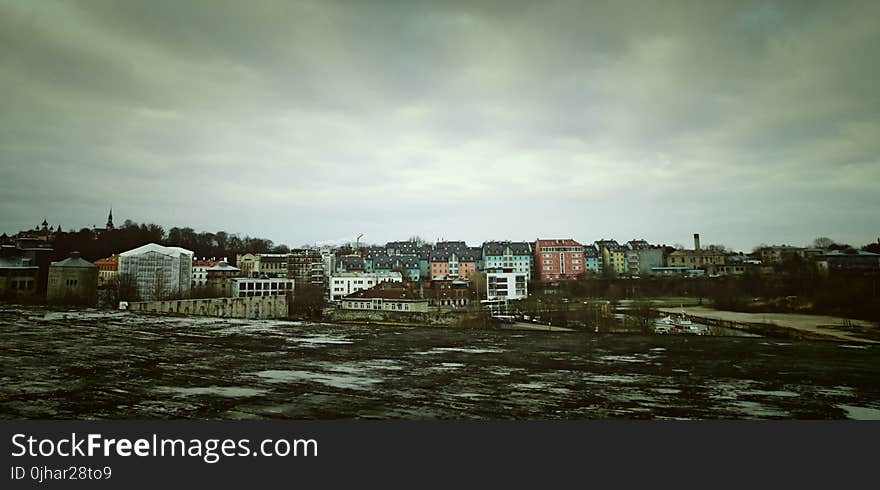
[630,300,655,334]
[116,274,139,302]
[292,284,325,318]
[813,237,836,249]
[863,239,880,255]
[270,244,290,254]
[469,272,486,302]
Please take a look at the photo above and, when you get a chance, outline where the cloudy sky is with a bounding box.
[1,0,878,251]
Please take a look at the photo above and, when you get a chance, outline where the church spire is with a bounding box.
[106,208,114,230]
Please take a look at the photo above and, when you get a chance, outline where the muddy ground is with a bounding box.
[1,305,878,419]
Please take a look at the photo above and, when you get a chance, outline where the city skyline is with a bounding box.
[2,1,878,253]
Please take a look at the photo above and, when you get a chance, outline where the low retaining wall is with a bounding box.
[324,308,490,327]
[125,296,288,319]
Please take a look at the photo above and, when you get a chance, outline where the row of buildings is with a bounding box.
[3,215,879,308]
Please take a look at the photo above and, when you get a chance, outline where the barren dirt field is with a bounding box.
[662,306,880,343]
[2,306,879,419]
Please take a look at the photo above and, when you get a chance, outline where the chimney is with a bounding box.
[693,234,701,251]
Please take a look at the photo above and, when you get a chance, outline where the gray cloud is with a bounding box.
[1,0,878,251]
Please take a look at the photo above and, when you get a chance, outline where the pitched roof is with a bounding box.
[434,241,469,251]
[374,255,420,269]
[206,262,241,271]
[430,250,480,262]
[535,238,583,248]
[482,241,531,256]
[342,282,424,301]
[340,256,366,269]
[595,240,626,251]
[51,255,97,269]
[626,240,654,250]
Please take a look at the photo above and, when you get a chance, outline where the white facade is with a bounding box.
[328,272,402,301]
[231,277,294,297]
[486,270,528,300]
[341,297,429,312]
[320,247,336,282]
[192,260,219,287]
[119,243,193,301]
[482,243,532,275]
[193,265,208,287]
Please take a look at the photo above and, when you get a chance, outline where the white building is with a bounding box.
[485,269,528,300]
[119,243,193,301]
[328,272,402,301]
[319,247,336,284]
[231,277,294,298]
[235,253,288,277]
[192,258,221,287]
[481,241,532,275]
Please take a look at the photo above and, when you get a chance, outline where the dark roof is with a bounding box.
[482,241,531,256]
[627,240,653,250]
[342,282,424,301]
[363,248,388,259]
[373,255,418,269]
[823,250,878,257]
[384,241,422,255]
[430,250,480,262]
[51,253,97,269]
[595,240,626,251]
[340,256,365,269]
[434,241,468,251]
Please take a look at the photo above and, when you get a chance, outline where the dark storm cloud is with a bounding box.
[1,0,877,250]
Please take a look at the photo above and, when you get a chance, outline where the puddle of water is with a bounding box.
[424,347,504,355]
[287,335,354,346]
[743,390,800,398]
[585,374,641,384]
[731,400,789,417]
[837,404,880,420]
[816,386,856,397]
[155,386,267,397]
[599,355,648,363]
[512,382,548,390]
[253,370,380,390]
[321,359,404,373]
[653,388,681,394]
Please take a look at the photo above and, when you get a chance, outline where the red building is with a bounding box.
[534,239,585,282]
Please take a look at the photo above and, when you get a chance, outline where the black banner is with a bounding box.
[1,421,875,488]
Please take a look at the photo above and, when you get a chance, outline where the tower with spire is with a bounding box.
[106,208,114,230]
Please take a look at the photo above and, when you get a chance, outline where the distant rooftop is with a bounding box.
[120,243,193,258]
[51,252,97,269]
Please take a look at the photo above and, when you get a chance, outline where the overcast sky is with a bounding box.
[1,0,878,251]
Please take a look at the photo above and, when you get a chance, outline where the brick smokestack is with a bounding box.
[693,233,701,251]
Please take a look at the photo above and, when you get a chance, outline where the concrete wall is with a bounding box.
[47,266,98,305]
[126,295,288,319]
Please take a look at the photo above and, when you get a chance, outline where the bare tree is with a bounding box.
[813,237,836,249]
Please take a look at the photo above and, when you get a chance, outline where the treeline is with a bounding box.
[527,258,879,322]
[52,219,290,263]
